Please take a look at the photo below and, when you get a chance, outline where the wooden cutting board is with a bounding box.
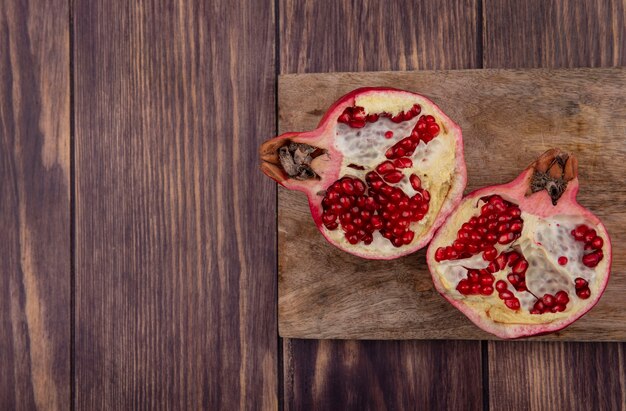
[277,68,626,341]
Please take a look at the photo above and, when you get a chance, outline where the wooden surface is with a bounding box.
[1,0,625,409]
[278,68,626,341]
[0,0,70,409]
[280,1,484,410]
[73,0,277,409]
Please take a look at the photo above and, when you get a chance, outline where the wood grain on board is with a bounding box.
[278,68,626,341]
[284,339,483,411]
[0,0,70,409]
[280,1,483,409]
[483,2,626,410]
[74,1,277,408]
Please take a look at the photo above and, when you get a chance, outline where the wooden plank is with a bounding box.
[0,0,70,409]
[483,1,626,410]
[278,67,626,341]
[284,339,483,411]
[488,342,625,410]
[280,0,481,73]
[74,1,277,408]
[280,1,483,409]
[483,0,625,69]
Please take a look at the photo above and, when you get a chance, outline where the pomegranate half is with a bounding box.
[427,149,611,338]
[260,88,466,259]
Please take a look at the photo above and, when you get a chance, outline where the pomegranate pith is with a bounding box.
[427,149,611,338]
[260,88,466,259]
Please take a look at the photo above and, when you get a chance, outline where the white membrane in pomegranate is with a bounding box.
[427,149,611,338]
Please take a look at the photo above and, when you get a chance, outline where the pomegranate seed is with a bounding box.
[409,174,422,190]
[530,309,541,315]
[558,256,568,265]
[435,247,446,261]
[583,229,597,243]
[427,123,440,136]
[468,270,480,283]
[582,250,603,267]
[353,180,366,195]
[371,216,383,230]
[392,226,405,237]
[346,233,359,244]
[480,286,494,295]
[391,237,403,247]
[509,221,523,232]
[507,274,520,286]
[383,171,404,184]
[495,254,507,271]
[591,236,604,249]
[376,161,396,174]
[571,225,589,240]
[507,252,520,266]
[576,288,591,299]
[542,294,555,307]
[495,280,507,292]
[555,291,569,305]
[533,301,545,312]
[480,273,495,286]
[457,280,471,295]
[482,247,497,261]
[499,290,514,300]
[504,298,520,310]
[384,130,394,139]
[553,304,565,312]
[366,114,379,122]
[363,233,373,245]
[471,284,482,294]
[393,158,412,168]
[497,232,515,244]
[402,231,415,244]
[453,241,465,251]
[467,243,479,253]
[512,259,528,274]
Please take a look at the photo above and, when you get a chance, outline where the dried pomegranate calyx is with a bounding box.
[277,142,324,180]
[528,148,578,205]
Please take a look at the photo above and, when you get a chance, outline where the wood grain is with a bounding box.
[483,2,626,409]
[280,0,481,73]
[488,342,625,410]
[484,0,625,68]
[0,0,70,409]
[73,1,277,408]
[280,1,483,410]
[284,339,483,411]
[278,68,626,341]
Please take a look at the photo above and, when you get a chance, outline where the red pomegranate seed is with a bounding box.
[393,158,412,168]
[363,233,373,245]
[383,171,404,184]
[558,256,568,265]
[497,232,515,244]
[542,294,555,307]
[457,279,471,295]
[467,270,480,283]
[582,250,603,267]
[583,229,597,243]
[480,286,494,295]
[512,259,528,274]
[504,298,520,310]
[346,233,359,244]
[482,247,497,261]
[499,290,514,300]
[571,224,589,240]
[479,273,495,286]
[576,288,591,299]
[591,236,604,249]
[555,290,569,305]
[384,130,394,139]
[495,280,507,292]
[435,247,446,261]
[409,174,422,190]
[376,161,396,174]
[402,230,415,244]
[574,277,588,290]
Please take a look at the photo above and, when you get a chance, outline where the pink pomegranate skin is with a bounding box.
[427,150,611,339]
[261,88,467,259]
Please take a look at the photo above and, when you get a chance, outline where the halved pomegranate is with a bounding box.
[260,88,466,259]
[427,149,611,338]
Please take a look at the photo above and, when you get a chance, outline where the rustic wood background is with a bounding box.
[0,0,624,410]
[278,68,626,341]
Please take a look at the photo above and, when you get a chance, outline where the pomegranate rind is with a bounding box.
[261,87,467,259]
[426,167,611,338]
